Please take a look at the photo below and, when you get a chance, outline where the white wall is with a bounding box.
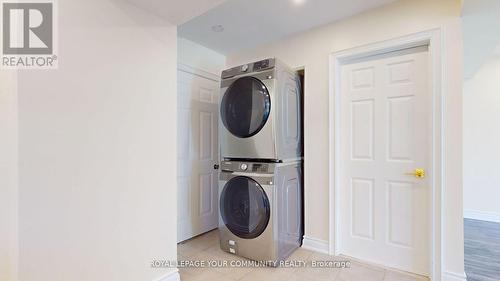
[16,1,178,281]
[463,53,500,222]
[178,37,226,75]
[227,0,464,279]
[462,0,500,78]
[0,71,18,281]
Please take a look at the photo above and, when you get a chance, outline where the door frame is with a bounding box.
[328,29,443,280]
[178,63,220,82]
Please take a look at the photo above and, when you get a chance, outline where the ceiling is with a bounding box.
[495,44,500,56]
[178,0,397,54]
[462,0,500,78]
[124,0,228,25]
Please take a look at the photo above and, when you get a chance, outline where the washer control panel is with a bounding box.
[251,163,269,173]
[220,161,275,173]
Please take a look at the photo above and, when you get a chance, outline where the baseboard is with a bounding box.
[464,209,500,223]
[442,271,467,281]
[152,269,180,281]
[301,236,329,254]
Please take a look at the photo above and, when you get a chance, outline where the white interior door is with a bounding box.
[177,68,219,243]
[339,47,431,275]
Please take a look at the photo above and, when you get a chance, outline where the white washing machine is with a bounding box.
[219,58,302,161]
[218,160,302,262]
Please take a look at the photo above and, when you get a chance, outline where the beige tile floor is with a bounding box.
[177,230,429,281]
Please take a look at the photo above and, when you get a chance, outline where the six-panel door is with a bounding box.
[177,70,219,243]
[339,48,431,275]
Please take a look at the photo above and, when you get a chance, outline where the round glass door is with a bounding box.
[221,77,271,138]
[220,176,270,239]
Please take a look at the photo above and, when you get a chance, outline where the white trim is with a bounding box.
[328,29,443,280]
[152,269,180,281]
[464,209,500,223]
[301,236,329,254]
[177,63,220,82]
[442,271,467,281]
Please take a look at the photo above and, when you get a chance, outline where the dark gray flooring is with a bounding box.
[465,219,500,281]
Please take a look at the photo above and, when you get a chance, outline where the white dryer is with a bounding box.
[219,58,302,161]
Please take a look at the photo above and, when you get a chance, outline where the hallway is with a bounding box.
[177,230,428,281]
[464,219,500,281]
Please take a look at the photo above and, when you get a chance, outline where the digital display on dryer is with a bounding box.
[253,59,269,71]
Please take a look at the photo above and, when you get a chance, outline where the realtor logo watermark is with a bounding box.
[1,0,58,69]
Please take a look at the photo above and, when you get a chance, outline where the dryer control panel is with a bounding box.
[252,59,271,71]
[221,58,275,79]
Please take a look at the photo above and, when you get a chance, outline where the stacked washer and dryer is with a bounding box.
[218,58,303,263]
